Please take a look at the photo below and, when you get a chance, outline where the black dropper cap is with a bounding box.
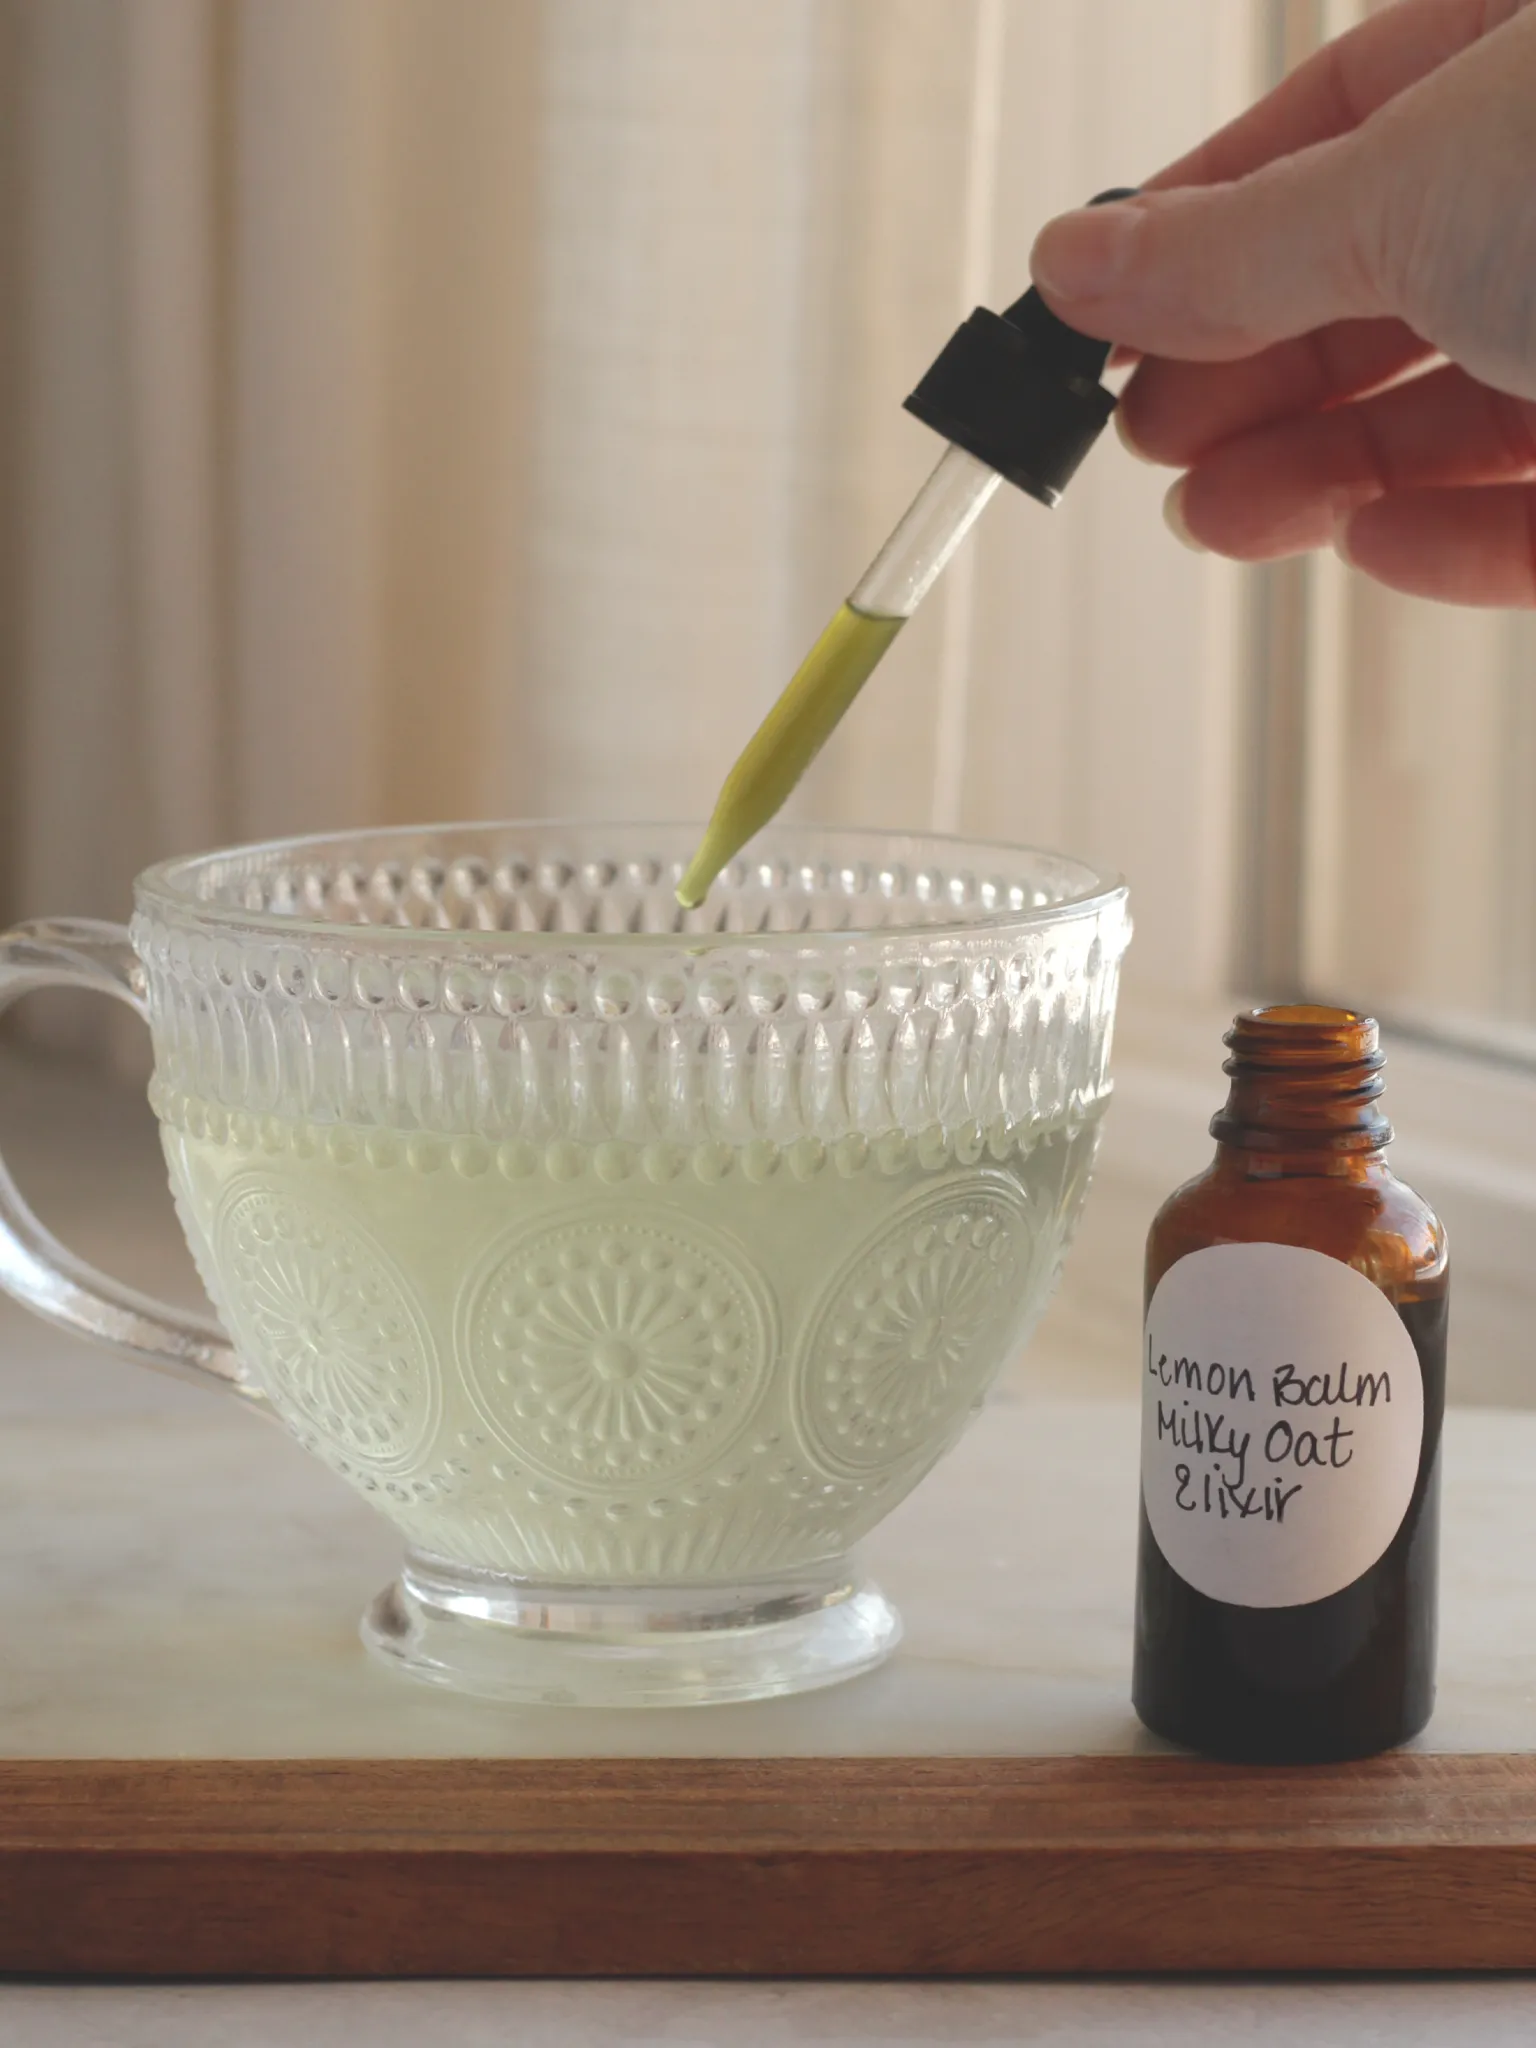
[903,188,1135,507]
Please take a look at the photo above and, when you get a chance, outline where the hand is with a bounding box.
[1029,0,1536,606]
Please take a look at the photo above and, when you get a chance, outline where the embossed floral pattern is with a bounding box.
[794,1177,1033,1478]
[462,1214,772,1489]
[214,1180,437,1469]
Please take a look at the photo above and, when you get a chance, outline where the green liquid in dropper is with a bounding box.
[677,601,904,909]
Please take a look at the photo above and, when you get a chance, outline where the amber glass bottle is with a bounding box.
[1132,1006,1448,1763]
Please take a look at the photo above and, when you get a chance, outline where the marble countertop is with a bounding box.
[8,1979,1536,2048]
[6,1381,1536,1761]
[4,1043,1536,2042]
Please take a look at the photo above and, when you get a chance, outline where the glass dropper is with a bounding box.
[676,189,1133,912]
[675,445,1000,910]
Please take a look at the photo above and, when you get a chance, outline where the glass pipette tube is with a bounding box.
[675,197,1130,912]
[847,441,1002,618]
[675,443,1002,909]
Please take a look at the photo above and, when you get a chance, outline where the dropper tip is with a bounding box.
[675,861,711,912]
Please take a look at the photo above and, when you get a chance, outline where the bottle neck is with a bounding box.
[1210,1005,1392,1166]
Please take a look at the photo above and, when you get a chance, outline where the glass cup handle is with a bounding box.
[0,919,263,1407]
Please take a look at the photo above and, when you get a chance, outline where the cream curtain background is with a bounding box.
[1253,2,1536,1053]
[1299,573,1536,1049]
[2,0,1257,1050]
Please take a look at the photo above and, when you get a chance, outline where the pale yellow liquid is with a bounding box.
[161,1101,1099,1584]
[677,603,905,908]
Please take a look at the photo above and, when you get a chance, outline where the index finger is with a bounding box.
[1146,0,1516,194]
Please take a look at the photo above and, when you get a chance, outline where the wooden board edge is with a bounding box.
[4,1751,1536,1851]
[1,1753,1535,1975]
[1,1845,1534,1977]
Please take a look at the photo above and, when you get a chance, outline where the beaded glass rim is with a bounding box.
[134,819,1129,952]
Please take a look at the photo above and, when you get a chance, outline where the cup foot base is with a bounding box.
[361,1549,901,1708]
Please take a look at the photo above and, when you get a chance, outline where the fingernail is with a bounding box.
[1332,510,1360,569]
[1162,477,1207,553]
[1031,203,1142,301]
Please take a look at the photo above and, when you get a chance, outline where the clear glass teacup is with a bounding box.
[0,823,1128,1706]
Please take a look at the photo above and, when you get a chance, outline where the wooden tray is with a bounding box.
[5,1753,1536,1976]
[7,1393,1536,1978]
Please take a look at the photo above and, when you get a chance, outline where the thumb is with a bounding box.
[1029,138,1392,362]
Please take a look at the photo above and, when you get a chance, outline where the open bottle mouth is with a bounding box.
[1213,1005,1391,1151]
[134,819,1128,951]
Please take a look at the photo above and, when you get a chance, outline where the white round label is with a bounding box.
[1142,1243,1423,1609]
